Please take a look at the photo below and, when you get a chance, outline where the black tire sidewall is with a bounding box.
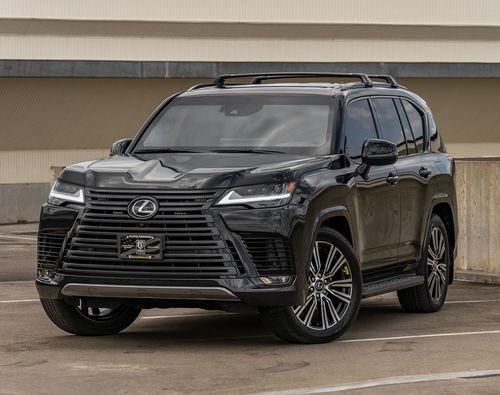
[41,298,141,336]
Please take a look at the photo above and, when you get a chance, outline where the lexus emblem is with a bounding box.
[127,197,159,219]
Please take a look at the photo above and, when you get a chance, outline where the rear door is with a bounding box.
[396,99,432,261]
[344,98,400,269]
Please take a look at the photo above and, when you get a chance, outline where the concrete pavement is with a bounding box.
[0,224,499,393]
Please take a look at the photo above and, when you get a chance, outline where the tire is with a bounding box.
[259,227,362,344]
[398,214,450,313]
[40,298,141,336]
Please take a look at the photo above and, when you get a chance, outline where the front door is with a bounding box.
[354,164,401,267]
[343,98,401,268]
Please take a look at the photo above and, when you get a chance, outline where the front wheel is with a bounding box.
[40,298,141,336]
[259,227,362,344]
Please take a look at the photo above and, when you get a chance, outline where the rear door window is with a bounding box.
[371,98,408,156]
[395,99,417,154]
[344,99,378,159]
[402,100,425,153]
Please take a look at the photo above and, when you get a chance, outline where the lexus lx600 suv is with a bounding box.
[37,72,457,343]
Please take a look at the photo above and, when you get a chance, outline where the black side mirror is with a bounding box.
[110,139,132,156]
[361,139,398,166]
[354,139,398,179]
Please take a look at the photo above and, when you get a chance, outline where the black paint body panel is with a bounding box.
[36,83,458,307]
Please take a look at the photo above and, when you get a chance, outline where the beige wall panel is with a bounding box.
[0,149,108,184]
[0,78,209,151]
[2,77,500,154]
[400,78,500,151]
[1,0,499,26]
[1,34,500,62]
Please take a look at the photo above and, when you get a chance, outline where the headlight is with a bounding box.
[48,180,85,205]
[216,182,295,208]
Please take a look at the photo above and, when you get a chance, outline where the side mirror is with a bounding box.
[110,139,132,156]
[361,139,398,166]
[354,139,398,179]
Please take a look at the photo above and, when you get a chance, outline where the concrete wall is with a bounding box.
[0,183,49,224]
[455,159,500,275]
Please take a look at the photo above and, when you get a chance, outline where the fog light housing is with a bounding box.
[259,275,293,286]
[38,268,56,279]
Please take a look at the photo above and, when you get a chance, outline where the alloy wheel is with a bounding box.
[292,241,353,330]
[427,227,447,302]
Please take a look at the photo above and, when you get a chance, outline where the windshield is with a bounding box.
[133,94,334,155]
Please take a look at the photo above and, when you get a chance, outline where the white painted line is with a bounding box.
[254,369,500,395]
[0,233,37,241]
[340,330,500,343]
[0,299,38,304]
[447,299,500,304]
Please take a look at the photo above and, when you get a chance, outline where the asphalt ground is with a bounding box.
[1,224,500,394]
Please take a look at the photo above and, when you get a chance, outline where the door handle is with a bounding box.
[419,167,431,178]
[386,173,399,185]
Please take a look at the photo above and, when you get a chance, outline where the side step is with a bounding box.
[362,275,425,298]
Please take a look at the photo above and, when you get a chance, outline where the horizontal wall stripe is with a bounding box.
[1,0,499,27]
[1,35,500,63]
[2,61,500,79]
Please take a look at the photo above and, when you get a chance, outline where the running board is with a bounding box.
[362,275,425,298]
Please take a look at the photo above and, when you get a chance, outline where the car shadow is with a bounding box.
[2,301,418,354]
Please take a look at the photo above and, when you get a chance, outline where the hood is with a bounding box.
[59,152,339,189]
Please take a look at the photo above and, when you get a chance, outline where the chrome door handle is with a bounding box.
[386,173,399,185]
[419,167,431,178]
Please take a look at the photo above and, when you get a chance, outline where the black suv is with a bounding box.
[37,72,457,343]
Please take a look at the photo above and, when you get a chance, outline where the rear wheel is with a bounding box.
[398,214,450,313]
[40,298,141,336]
[259,227,362,343]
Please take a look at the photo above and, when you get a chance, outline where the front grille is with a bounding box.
[239,233,294,276]
[61,188,240,278]
[38,233,65,271]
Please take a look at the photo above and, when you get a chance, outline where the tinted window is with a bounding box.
[402,100,425,152]
[428,114,444,152]
[395,99,416,154]
[136,95,333,155]
[344,99,378,159]
[372,98,407,156]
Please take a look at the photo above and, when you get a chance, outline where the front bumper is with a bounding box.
[36,275,299,305]
[36,196,309,306]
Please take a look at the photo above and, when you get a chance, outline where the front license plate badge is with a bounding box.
[119,234,163,260]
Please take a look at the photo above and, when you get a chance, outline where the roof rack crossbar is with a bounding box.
[187,83,216,91]
[367,74,399,88]
[213,72,374,88]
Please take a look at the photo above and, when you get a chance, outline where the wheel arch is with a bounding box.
[313,206,356,252]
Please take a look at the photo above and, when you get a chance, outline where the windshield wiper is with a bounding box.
[210,148,285,154]
[133,148,203,154]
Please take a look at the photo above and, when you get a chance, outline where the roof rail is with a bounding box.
[367,74,399,88]
[213,72,374,88]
